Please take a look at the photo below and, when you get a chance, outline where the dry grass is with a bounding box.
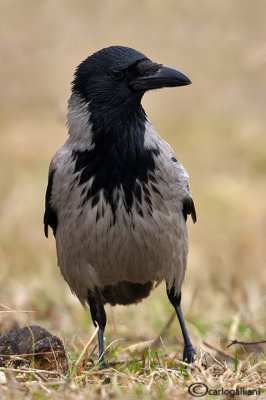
[0,1,266,398]
[0,320,265,399]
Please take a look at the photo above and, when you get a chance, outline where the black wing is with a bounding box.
[182,196,197,224]
[170,156,197,224]
[44,169,58,237]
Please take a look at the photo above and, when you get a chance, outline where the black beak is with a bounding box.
[133,65,191,91]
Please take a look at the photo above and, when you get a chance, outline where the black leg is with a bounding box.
[167,287,196,363]
[87,289,107,368]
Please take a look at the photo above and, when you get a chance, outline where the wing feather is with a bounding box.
[44,169,58,237]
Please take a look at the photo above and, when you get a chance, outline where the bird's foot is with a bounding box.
[99,362,108,370]
[98,357,108,370]
[182,344,196,363]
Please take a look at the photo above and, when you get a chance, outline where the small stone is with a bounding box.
[0,325,68,374]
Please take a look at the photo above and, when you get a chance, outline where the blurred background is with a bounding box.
[0,0,265,356]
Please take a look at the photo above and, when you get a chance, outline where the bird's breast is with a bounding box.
[53,140,188,303]
[70,133,162,222]
[56,176,187,295]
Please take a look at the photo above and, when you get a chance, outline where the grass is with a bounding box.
[0,0,266,398]
[0,302,265,399]
[0,326,265,399]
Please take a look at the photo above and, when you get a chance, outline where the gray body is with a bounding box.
[49,94,192,306]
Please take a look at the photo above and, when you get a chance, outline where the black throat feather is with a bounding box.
[72,102,160,223]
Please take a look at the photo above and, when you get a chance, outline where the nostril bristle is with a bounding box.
[136,60,162,76]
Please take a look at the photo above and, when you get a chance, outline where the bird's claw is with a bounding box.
[98,360,108,370]
[182,345,196,363]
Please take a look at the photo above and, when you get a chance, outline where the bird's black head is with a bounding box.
[72,46,191,121]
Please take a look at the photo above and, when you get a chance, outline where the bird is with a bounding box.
[44,46,197,366]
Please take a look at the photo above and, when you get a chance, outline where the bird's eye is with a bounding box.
[110,69,124,81]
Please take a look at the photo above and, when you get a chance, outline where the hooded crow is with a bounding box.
[44,46,197,365]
